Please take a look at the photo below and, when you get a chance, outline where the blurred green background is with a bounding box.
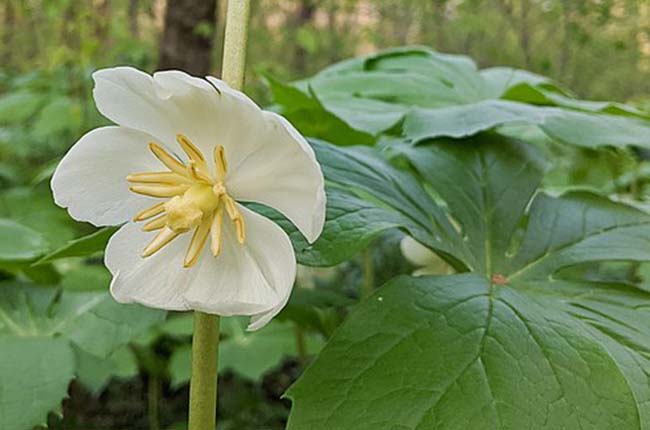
[1,1,649,429]
[2,0,650,186]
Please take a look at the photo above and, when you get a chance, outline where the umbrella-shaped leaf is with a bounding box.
[287,137,650,429]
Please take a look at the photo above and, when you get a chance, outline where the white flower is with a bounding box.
[51,68,326,330]
[400,236,452,276]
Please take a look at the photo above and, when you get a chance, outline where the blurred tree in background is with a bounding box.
[0,0,647,193]
[0,0,648,210]
[1,0,649,102]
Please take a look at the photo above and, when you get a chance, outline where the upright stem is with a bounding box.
[147,374,161,430]
[221,0,251,90]
[188,312,221,430]
[187,2,250,429]
[361,248,375,299]
[294,325,308,366]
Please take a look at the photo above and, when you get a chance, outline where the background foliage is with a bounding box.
[1,1,650,429]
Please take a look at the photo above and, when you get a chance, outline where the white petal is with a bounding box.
[51,126,160,226]
[105,222,194,310]
[92,68,220,156]
[400,236,440,267]
[184,204,296,330]
[94,68,325,241]
[93,68,259,171]
[225,111,326,243]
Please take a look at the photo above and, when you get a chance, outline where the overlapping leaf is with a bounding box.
[265,139,468,269]
[286,137,650,429]
[0,337,74,430]
[0,283,164,430]
[270,46,650,148]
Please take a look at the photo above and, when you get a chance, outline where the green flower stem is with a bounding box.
[188,312,221,430]
[221,0,251,90]
[147,374,161,430]
[187,2,251,429]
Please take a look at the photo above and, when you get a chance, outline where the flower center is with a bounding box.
[127,134,246,268]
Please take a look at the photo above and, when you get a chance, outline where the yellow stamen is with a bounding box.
[214,145,227,180]
[142,227,179,258]
[127,171,189,185]
[130,184,189,198]
[177,134,206,166]
[142,215,167,232]
[221,194,245,244]
[130,138,247,265]
[133,202,165,222]
[222,194,246,244]
[149,142,187,176]
[184,216,212,268]
[187,161,212,184]
[233,217,246,244]
[210,207,224,256]
[222,194,238,220]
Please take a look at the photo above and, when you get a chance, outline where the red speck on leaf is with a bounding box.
[491,273,508,285]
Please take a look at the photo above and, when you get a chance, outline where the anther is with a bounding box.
[133,202,165,222]
[148,142,187,176]
[214,145,227,180]
[142,227,179,258]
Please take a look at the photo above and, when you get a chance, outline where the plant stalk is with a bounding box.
[147,374,161,430]
[188,312,221,430]
[361,248,375,299]
[294,325,308,366]
[221,0,251,90]
[187,2,250,429]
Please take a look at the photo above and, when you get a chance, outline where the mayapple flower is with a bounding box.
[51,68,326,330]
[400,236,452,276]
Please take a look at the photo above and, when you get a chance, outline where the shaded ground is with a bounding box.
[48,360,302,430]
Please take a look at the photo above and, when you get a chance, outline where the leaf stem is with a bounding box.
[188,312,220,430]
[361,248,375,299]
[294,325,308,366]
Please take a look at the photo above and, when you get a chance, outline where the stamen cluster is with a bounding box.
[128,134,246,268]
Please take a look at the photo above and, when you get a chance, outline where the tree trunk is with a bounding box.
[2,0,15,66]
[158,0,218,75]
[94,0,112,46]
[432,0,448,50]
[519,0,532,69]
[128,0,140,38]
[293,0,316,74]
[558,0,572,77]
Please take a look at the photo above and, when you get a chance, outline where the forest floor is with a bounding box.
[48,359,302,430]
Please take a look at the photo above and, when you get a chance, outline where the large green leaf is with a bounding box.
[0,218,49,263]
[0,337,75,430]
[266,139,469,269]
[0,282,164,429]
[74,346,138,395]
[287,137,650,429]
[265,75,374,146]
[0,186,77,246]
[271,47,650,149]
[0,283,165,357]
[288,275,650,430]
[35,226,118,265]
[404,100,650,148]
